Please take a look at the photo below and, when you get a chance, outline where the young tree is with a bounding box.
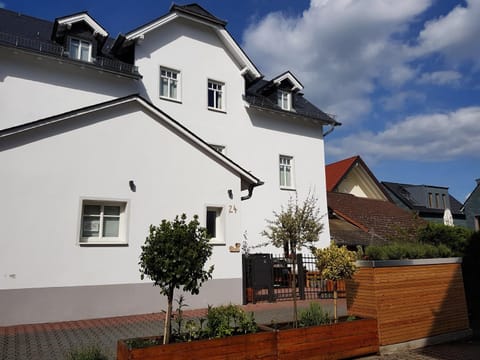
[139,214,214,344]
[262,193,324,326]
[314,244,357,321]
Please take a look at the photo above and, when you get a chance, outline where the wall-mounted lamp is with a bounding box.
[228,189,233,199]
[129,180,136,192]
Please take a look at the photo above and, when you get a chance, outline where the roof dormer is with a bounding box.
[51,12,109,63]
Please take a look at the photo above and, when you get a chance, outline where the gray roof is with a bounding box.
[245,79,339,125]
[382,181,464,216]
[0,8,140,78]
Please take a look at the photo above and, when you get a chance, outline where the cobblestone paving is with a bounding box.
[1,300,479,360]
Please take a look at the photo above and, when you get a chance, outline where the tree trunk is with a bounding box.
[291,253,298,327]
[163,287,174,344]
[333,280,338,323]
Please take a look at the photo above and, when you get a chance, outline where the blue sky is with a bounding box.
[3,1,479,202]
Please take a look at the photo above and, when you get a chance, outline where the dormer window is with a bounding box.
[277,90,291,111]
[69,38,91,62]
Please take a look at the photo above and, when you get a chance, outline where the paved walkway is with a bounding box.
[1,299,479,360]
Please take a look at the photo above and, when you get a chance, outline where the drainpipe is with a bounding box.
[241,182,264,201]
[323,123,341,137]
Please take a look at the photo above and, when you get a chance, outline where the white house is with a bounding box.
[0,4,339,326]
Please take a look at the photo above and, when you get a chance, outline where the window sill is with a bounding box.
[79,242,128,247]
[208,107,226,114]
[280,187,296,192]
[159,96,182,104]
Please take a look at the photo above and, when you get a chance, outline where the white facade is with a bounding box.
[0,5,334,325]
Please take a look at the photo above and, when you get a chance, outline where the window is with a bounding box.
[80,200,127,244]
[69,38,91,62]
[279,155,294,189]
[208,80,224,111]
[160,67,180,101]
[206,206,224,244]
[277,90,291,110]
[475,216,480,231]
[428,193,433,208]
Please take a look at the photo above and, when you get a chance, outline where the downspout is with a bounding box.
[241,181,264,201]
[322,123,340,137]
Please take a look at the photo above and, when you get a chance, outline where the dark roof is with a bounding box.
[382,181,464,216]
[0,8,140,78]
[245,79,339,125]
[329,216,385,247]
[170,3,227,27]
[328,192,426,245]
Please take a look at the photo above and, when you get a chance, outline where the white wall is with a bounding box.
[0,48,137,130]
[0,102,245,290]
[134,18,331,251]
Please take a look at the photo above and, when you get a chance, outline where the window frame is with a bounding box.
[69,37,92,62]
[207,79,225,112]
[279,154,295,190]
[159,66,181,102]
[277,90,292,111]
[205,205,225,245]
[78,198,129,246]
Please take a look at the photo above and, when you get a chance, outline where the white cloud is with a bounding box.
[381,91,426,111]
[0,2,5,8]
[417,70,462,85]
[243,0,432,122]
[326,106,480,161]
[411,0,480,66]
[243,0,480,126]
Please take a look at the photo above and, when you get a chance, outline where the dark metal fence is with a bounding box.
[242,253,345,304]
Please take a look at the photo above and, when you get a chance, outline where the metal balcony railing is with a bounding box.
[0,32,139,77]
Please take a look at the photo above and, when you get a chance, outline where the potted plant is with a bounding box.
[117,302,277,360]
[313,243,357,322]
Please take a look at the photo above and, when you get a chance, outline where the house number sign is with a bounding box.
[228,205,238,214]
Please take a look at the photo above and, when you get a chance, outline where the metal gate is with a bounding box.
[242,253,343,304]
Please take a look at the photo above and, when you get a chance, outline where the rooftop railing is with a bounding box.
[0,32,139,77]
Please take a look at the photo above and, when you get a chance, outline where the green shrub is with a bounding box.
[205,304,257,338]
[365,246,388,260]
[365,242,454,260]
[418,223,472,256]
[298,302,331,327]
[66,346,108,360]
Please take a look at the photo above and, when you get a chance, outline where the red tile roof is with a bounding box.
[328,192,426,244]
[325,156,359,191]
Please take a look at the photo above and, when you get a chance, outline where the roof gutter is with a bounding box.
[241,181,264,201]
[323,122,341,137]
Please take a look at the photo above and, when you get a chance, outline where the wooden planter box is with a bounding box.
[346,258,470,347]
[118,318,379,360]
[273,317,379,360]
[117,331,277,360]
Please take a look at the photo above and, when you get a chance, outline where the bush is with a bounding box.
[418,223,472,256]
[298,302,331,327]
[205,304,257,339]
[66,346,108,360]
[364,246,388,260]
[365,242,454,260]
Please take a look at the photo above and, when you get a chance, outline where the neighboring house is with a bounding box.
[0,4,339,325]
[325,156,425,248]
[382,182,466,227]
[462,179,480,231]
[326,155,390,200]
[328,192,426,249]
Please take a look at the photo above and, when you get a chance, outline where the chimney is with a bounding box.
[476,179,480,185]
